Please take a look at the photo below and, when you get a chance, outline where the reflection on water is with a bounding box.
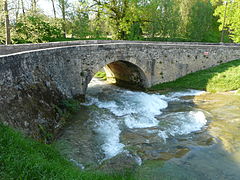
[56,78,240,179]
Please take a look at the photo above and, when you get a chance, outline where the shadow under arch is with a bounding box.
[88,60,150,90]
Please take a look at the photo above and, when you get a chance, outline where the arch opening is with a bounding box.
[100,60,148,89]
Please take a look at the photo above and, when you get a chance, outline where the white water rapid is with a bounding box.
[83,78,207,159]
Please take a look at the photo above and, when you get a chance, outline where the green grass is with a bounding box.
[150,59,240,93]
[0,123,134,180]
[94,71,107,80]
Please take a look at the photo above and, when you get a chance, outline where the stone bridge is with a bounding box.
[0,40,239,139]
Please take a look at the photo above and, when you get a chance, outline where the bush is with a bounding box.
[12,13,63,43]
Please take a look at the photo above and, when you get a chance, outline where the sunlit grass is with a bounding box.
[95,71,107,80]
[150,59,240,93]
[206,65,240,92]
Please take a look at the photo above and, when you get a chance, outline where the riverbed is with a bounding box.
[55,78,240,179]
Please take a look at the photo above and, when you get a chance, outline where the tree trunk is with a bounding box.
[51,0,57,18]
[4,0,11,45]
[21,0,25,15]
[220,1,228,43]
[59,0,66,38]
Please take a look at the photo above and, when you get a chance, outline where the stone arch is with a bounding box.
[81,44,152,91]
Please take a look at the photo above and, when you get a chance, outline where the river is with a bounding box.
[55,78,240,180]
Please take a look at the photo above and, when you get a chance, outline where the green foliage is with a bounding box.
[12,13,62,43]
[93,0,142,40]
[69,1,92,38]
[0,0,236,43]
[187,0,221,42]
[90,13,110,39]
[0,0,6,44]
[150,59,240,93]
[212,0,240,43]
[54,99,82,128]
[142,0,180,39]
[0,123,134,180]
[71,13,90,38]
[127,22,144,40]
[0,25,4,44]
[95,71,107,80]
[60,99,81,113]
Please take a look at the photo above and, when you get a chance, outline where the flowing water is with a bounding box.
[56,78,240,179]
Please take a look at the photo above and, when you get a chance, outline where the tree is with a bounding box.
[50,0,57,18]
[21,0,25,16]
[58,0,69,38]
[3,0,11,44]
[142,0,180,39]
[92,0,142,40]
[69,0,91,38]
[211,0,240,43]
[187,0,221,42]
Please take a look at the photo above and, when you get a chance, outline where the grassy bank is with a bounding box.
[150,59,240,93]
[0,123,134,180]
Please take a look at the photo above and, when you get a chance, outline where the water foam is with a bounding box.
[169,90,205,98]
[95,119,125,159]
[85,84,168,129]
[121,91,168,128]
[158,111,207,141]
[124,115,160,129]
[175,111,207,135]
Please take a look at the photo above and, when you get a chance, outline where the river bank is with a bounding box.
[0,122,135,180]
[150,59,240,93]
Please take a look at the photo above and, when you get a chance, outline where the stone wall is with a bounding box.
[0,41,239,139]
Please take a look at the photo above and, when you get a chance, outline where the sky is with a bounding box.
[38,0,57,16]
[38,0,76,17]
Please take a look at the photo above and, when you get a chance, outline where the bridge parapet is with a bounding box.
[0,40,239,55]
